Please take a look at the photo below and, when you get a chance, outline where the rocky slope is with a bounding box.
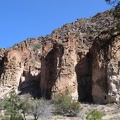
[0,9,120,103]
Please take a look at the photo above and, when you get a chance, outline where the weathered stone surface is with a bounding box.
[0,41,41,97]
[40,33,78,99]
[90,31,120,103]
[0,9,120,103]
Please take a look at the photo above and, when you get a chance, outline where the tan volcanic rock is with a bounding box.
[0,9,120,104]
[90,30,120,103]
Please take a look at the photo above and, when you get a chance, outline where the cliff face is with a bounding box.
[90,31,120,103]
[0,42,41,97]
[0,9,120,103]
[40,33,78,99]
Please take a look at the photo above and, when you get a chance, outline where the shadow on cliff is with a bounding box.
[18,44,64,99]
[18,70,41,99]
[0,56,6,77]
[75,52,93,102]
[40,44,64,99]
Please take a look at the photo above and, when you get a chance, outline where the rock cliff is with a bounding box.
[90,30,120,103]
[0,9,120,103]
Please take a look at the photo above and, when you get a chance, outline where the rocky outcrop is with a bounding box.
[0,42,41,98]
[40,33,78,99]
[0,9,120,103]
[90,30,120,103]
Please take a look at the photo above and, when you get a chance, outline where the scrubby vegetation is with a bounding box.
[53,93,80,116]
[0,90,103,120]
[0,91,52,120]
[33,44,42,51]
[2,91,24,120]
[86,109,103,120]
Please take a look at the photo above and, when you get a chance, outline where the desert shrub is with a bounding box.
[54,94,80,116]
[1,91,33,120]
[30,98,52,120]
[19,98,33,120]
[86,109,102,120]
[1,91,52,120]
[3,90,24,120]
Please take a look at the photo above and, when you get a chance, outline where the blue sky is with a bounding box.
[0,0,112,48]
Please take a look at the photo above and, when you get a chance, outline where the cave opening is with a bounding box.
[118,61,120,74]
[75,52,93,102]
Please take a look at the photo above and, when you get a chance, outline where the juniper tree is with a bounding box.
[106,0,120,31]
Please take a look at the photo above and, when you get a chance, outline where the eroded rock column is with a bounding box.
[91,33,120,103]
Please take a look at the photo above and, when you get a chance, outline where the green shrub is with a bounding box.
[1,91,52,120]
[33,44,42,51]
[3,90,24,120]
[75,31,80,37]
[86,109,102,120]
[2,91,32,120]
[54,94,80,116]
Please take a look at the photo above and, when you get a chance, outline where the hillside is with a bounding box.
[0,9,120,105]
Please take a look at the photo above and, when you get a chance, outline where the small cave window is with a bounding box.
[118,61,120,68]
[104,96,106,100]
[118,61,120,74]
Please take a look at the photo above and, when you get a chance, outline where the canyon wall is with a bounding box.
[90,31,120,103]
[0,9,120,103]
[40,33,78,99]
